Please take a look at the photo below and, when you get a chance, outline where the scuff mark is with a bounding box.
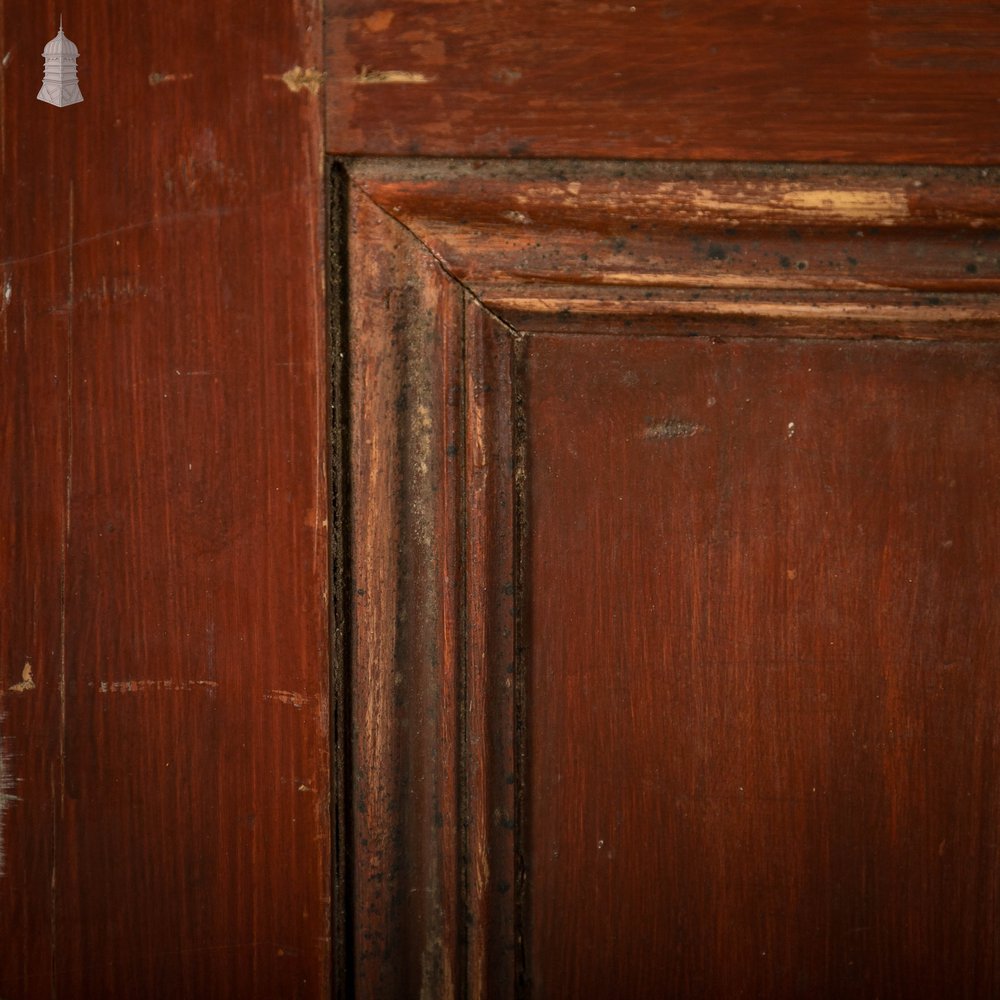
[93,679,218,694]
[265,690,309,709]
[688,186,911,224]
[354,66,433,85]
[2,271,9,352]
[1,51,11,69]
[777,188,908,220]
[149,71,193,86]
[644,418,704,439]
[363,9,395,32]
[270,66,325,95]
[491,67,522,84]
[9,663,35,693]
[0,711,16,877]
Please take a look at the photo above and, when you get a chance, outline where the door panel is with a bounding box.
[526,332,1000,998]
[345,159,1000,998]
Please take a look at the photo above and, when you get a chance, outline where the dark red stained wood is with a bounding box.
[1,3,330,996]
[464,301,519,1000]
[523,332,1000,998]
[345,161,1000,998]
[347,187,464,999]
[347,160,1000,300]
[326,1,1000,162]
[349,159,1000,345]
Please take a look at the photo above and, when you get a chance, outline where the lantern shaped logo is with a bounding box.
[38,17,83,108]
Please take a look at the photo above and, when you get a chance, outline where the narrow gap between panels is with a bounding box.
[327,156,354,1000]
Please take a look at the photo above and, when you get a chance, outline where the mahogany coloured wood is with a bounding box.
[525,332,1000,998]
[326,1,1000,163]
[1,4,330,995]
[344,159,1000,998]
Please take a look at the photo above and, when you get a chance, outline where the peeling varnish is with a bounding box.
[502,181,920,226]
[488,296,1000,323]
[269,66,325,95]
[92,679,218,694]
[776,189,909,220]
[494,270,892,291]
[355,67,433,85]
[9,663,35,693]
[687,187,911,223]
[265,689,309,709]
[500,210,532,225]
[148,71,193,86]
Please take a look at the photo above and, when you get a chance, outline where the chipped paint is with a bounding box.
[265,689,309,708]
[93,679,218,693]
[687,185,911,224]
[149,71,194,86]
[487,294,1000,323]
[355,67,433,85]
[644,418,704,440]
[9,663,35,693]
[777,189,909,221]
[273,66,325,95]
[1,51,12,69]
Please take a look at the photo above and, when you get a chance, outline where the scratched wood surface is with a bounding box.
[0,4,330,996]
[345,160,1000,997]
[326,0,1000,162]
[346,187,465,997]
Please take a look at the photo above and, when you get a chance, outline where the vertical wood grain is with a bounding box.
[464,301,518,1000]
[523,333,1000,998]
[348,188,464,999]
[345,160,1000,999]
[1,3,330,995]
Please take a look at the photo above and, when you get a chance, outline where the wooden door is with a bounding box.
[328,0,1000,987]
[5,1,1000,997]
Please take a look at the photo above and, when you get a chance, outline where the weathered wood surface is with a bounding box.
[0,4,330,995]
[326,1,1000,162]
[347,187,465,998]
[345,159,1000,998]
[348,159,1000,337]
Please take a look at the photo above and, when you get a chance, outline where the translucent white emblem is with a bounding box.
[38,17,83,108]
